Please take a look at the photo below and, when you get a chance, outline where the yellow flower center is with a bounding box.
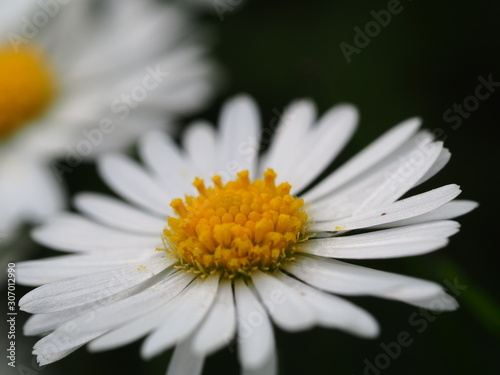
[163,169,309,277]
[0,46,56,141]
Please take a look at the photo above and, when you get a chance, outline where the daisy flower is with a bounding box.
[0,0,217,247]
[18,95,476,374]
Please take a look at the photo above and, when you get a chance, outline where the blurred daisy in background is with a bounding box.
[18,95,476,374]
[0,0,218,257]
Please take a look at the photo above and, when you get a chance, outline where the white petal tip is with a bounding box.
[140,341,162,361]
[87,341,104,353]
[221,94,257,116]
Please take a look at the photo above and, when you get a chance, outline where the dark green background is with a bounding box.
[7,0,500,374]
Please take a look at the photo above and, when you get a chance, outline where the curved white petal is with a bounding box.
[74,192,166,234]
[191,278,236,356]
[276,271,379,338]
[33,332,97,366]
[19,255,173,313]
[309,132,437,220]
[23,269,185,337]
[372,200,478,228]
[251,271,315,332]
[283,255,457,310]
[139,130,195,199]
[303,117,421,201]
[0,156,64,239]
[183,121,217,175]
[310,184,461,232]
[167,334,205,375]
[259,100,316,180]
[216,95,261,180]
[416,148,451,186]
[235,279,275,371]
[83,271,195,336]
[242,347,277,375]
[288,104,358,194]
[17,248,162,286]
[31,213,161,252]
[24,266,190,338]
[88,276,206,352]
[98,154,169,216]
[141,274,220,359]
[299,221,460,259]
[25,272,192,363]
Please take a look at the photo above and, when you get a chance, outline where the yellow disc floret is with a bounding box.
[0,46,56,141]
[163,169,308,277]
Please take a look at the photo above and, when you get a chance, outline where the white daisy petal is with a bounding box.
[25,306,100,337]
[141,274,220,359]
[65,2,190,80]
[242,348,277,375]
[416,148,451,186]
[88,298,182,352]
[0,157,64,241]
[26,271,192,364]
[302,117,421,201]
[23,269,184,337]
[183,121,217,175]
[251,271,316,332]
[351,142,444,215]
[309,131,436,219]
[25,268,193,339]
[276,271,379,338]
[307,237,449,260]
[167,334,205,375]
[88,279,211,353]
[372,200,478,228]
[283,255,457,310]
[84,271,195,337]
[31,213,161,252]
[88,275,213,353]
[33,333,96,366]
[288,104,358,193]
[17,249,160,286]
[148,79,215,115]
[25,313,73,337]
[300,221,460,259]
[74,192,166,234]
[217,95,261,180]
[235,278,276,371]
[19,255,172,313]
[310,184,461,232]
[0,0,36,39]
[98,154,170,216]
[139,130,196,198]
[260,100,316,180]
[191,278,236,356]
[403,293,459,311]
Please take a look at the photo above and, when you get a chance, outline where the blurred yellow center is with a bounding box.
[0,46,56,141]
[164,169,308,277]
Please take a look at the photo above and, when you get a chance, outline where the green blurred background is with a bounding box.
[7,0,500,374]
